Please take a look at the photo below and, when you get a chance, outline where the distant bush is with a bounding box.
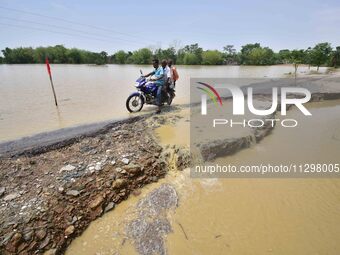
[1,42,339,67]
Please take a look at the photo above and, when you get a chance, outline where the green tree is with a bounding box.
[240,43,274,65]
[1,48,13,63]
[304,47,312,69]
[278,49,291,64]
[223,45,238,64]
[33,47,47,63]
[131,48,152,64]
[289,49,305,77]
[114,50,128,64]
[67,48,83,64]
[177,43,203,65]
[49,45,67,63]
[240,43,261,64]
[2,47,34,63]
[154,47,176,62]
[248,47,275,65]
[202,50,224,65]
[331,46,340,68]
[310,42,332,71]
[182,53,200,65]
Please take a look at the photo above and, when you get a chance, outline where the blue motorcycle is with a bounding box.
[126,70,174,112]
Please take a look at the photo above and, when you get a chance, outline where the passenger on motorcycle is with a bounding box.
[161,59,171,93]
[168,59,178,98]
[143,59,164,113]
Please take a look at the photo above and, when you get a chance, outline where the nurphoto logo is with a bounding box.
[197,82,312,128]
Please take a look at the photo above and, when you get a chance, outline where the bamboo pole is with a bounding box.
[45,57,58,106]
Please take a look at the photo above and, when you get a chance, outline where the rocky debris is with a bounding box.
[11,232,22,247]
[39,235,50,249]
[3,192,20,201]
[66,190,80,197]
[0,187,5,197]
[160,145,191,171]
[89,195,104,209]
[250,112,276,142]
[121,158,130,165]
[112,179,127,189]
[23,230,34,242]
[194,101,279,162]
[200,135,255,161]
[104,202,115,213]
[123,163,142,176]
[127,184,178,255]
[64,225,75,237]
[115,167,126,174]
[60,164,76,172]
[5,232,23,253]
[94,162,102,171]
[35,229,47,241]
[0,108,185,255]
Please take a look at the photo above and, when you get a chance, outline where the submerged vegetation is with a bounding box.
[1,42,340,68]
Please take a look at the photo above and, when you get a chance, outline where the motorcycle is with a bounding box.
[126,70,175,112]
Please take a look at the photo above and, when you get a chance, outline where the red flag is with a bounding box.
[45,57,52,76]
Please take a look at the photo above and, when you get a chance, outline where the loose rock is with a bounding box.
[66,190,80,197]
[121,158,130,165]
[10,232,22,248]
[104,202,115,213]
[64,225,75,236]
[35,229,47,240]
[60,164,76,172]
[89,195,104,209]
[0,187,5,197]
[123,164,142,175]
[38,236,50,249]
[23,230,34,242]
[112,179,127,189]
[3,192,20,201]
[94,163,102,171]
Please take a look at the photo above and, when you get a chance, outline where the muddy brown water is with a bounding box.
[0,64,327,142]
[66,100,340,255]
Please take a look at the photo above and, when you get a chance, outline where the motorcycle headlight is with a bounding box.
[135,82,140,87]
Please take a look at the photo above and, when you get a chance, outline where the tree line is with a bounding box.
[1,43,340,69]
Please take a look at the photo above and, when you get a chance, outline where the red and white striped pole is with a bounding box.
[45,57,58,106]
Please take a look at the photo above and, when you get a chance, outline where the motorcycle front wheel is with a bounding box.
[126,94,144,112]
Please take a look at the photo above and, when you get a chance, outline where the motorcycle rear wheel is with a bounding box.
[167,92,174,105]
[167,96,173,105]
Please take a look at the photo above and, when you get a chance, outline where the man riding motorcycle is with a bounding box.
[143,59,164,113]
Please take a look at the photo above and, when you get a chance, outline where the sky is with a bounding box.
[0,0,340,54]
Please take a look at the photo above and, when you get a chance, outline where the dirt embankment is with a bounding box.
[0,111,189,255]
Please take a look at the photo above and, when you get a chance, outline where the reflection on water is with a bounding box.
[66,100,340,255]
[0,64,326,141]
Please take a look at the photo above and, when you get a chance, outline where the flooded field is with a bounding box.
[0,64,326,141]
[66,100,340,255]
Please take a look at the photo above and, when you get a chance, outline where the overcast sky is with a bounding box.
[0,0,340,54]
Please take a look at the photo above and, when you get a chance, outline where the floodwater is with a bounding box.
[0,64,326,142]
[66,100,340,255]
